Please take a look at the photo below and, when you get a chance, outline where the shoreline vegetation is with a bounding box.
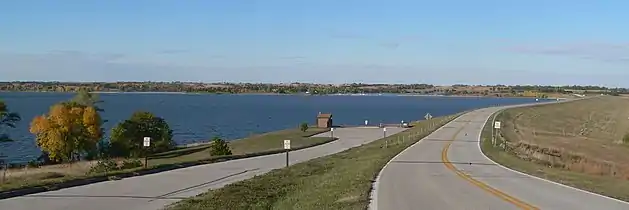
[1,81,623,98]
[0,127,334,197]
[481,96,629,202]
[0,89,338,199]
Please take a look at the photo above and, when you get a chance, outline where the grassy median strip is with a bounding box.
[165,114,462,210]
[148,128,331,166]
[0,128,331,193]
[480,96,629,202]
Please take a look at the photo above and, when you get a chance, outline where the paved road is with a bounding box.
[371,106,629,210]
[0,127,406,210]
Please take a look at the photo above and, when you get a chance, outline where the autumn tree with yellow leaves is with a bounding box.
[29,102,103,162]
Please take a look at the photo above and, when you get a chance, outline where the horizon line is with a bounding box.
[0,80,623,89]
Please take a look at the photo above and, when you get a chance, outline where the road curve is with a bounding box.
[0,127,406,210]
[371,106,629,210]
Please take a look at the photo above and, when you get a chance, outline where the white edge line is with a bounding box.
[368,113,467,210]
[477,105,629,205]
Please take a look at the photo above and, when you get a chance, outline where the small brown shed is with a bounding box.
[316,112,333,128]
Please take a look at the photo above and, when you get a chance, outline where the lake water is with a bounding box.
[0,92,544,163]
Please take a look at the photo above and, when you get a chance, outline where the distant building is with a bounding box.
[316,112,333,128]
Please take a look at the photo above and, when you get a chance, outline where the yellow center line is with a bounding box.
[441,119,539,210]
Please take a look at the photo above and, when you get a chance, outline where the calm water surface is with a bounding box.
[0,92,543,163]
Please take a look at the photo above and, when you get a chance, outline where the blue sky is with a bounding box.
[1,1,628,87]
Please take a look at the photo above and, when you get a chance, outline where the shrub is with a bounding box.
[120,159,143,169]
[300,122,309,132]
[27,160,40,168]
[110,111,175,158]
[210,137,232,156]
[88,159,119,174]
[623,133,629,144]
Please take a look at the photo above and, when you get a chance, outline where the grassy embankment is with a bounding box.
[481,96,629,201]
[0,128,332,191]
[165,114,462,210]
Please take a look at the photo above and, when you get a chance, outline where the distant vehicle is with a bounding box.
[379,123,384,128]
[402,122,409,128]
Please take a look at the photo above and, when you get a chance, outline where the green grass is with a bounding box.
[0,128,332,192]
[165,115,461,210]
[480,111,629,202]
[148,128,331,166]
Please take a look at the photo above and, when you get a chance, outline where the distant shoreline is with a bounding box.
[0,91,566,99]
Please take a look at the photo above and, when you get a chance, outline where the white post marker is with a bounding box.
[143,137,151,147]
[331,127,335,138]
[493,121,501,148]
[284,140,291,167]
[142,137,151,168]
[383,127,388,148]
[383,127,387,138]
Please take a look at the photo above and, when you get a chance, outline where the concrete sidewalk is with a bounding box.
[0,127,406,210]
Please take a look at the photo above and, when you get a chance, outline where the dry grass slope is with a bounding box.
[482,96,629,201]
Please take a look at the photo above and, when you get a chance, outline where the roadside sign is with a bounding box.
[143,137,151,147]
[494,121,501,129]
[284,140,291,149]
[365,120,369,125]
[424,113,433,120]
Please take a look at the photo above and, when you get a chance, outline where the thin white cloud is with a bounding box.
[0,52,205,82]
[506,42,629,63]
[1,51,628,87]
[157,49,193,54]
[379,42,400,49]
[277,56,305,60]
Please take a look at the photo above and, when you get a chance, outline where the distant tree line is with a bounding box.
[1,81,625,95]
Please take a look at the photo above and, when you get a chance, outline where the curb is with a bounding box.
[0,137,337,200]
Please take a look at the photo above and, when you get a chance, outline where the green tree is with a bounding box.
[0,100,21,142]
[209,136,232,156]
[69,89,108,159]
[300,122,309,132]
[110,111,175,158]
[71,89,104,112]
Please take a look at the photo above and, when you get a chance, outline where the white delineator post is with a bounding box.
[331,127,335,139]
[383,127,388,148]
[493,120,501,147]
[283,140,291,167]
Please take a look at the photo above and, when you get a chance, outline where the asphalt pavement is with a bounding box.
[371,105,629,210]
[0,127,406,210]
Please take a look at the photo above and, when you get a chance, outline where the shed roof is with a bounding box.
[317,113,332,118]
